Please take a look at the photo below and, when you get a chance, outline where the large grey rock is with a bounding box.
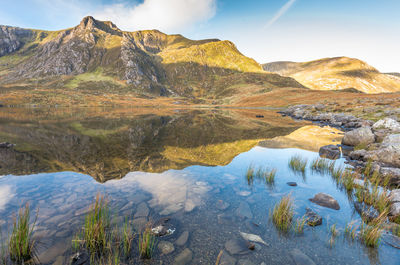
[174,248,192,265]
[389,189,400,203]
[389,202,400,217]
[309,193,340,210]
[342,127,375,146]
[370,144,400,167]
[380,168,400,186]
[319,145,340,160]
[290,249,316,265]
[373,118,400,133]
[382,134,400,145]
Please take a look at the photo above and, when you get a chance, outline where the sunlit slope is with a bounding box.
[263,57,400,93]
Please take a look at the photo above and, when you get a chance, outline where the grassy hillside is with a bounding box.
[263,57,400,94]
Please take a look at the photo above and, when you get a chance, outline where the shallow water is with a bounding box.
[0,108,399,264]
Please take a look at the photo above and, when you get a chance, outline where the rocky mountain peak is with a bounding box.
[77,16,122,36]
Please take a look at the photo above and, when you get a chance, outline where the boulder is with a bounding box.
[342,127,375,146]
[174,248,193,265]
[389,202,400,217]
[354,202,379,222]
[287,182,297,187]
[309,193,340,210]
[305,208,322,226]
[389,189,400,203]
[380,168,400,187]
[319,145,341,160]
[370,144,400,167]
[372,118,400,133]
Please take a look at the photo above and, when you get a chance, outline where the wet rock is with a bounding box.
[0,142,15,148]
[319,145,341,160]
[287,182,297,187]
[225,238,254,255]
[290,249,316,265]
[235,202,253,219]
[389,202,400,217]
[342,127,375,147]
[370,142,400,168]
[218,213,235,225]
[305,208,322,226]
[372,118,400,133]
[134,202,149,218]
[176,230,189,246]
[217,251,236,265]
[309,193,340,210]
[389,189,400,202]
[239,232,268,246]
[71,251,89,265]
[158,241,175,255]
[160,203,183,215]
[382,233,400,249]
[152,217,175,237]
[354,202,379,222]
[216,200,230,210]
[238,259,256,265]
[174,248,192,265]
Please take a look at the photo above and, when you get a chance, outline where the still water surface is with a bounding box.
[0,108,399,264]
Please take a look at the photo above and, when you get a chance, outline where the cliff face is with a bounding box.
[263,57,400,94]
[0,16,303,99]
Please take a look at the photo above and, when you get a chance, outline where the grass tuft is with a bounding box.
[310,157,333,174]
[139,226,156,259]
[271,195,294,233]
[289,155,307,174]
[8,203,38,263]
[293,217,307,234]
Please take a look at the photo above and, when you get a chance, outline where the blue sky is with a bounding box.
[1,0,399,72]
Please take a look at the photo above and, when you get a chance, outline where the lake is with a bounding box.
[0,107,399,264]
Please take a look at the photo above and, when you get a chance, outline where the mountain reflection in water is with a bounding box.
[0,107,307,181]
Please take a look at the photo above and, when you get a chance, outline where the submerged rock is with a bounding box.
[158,241,175,255]
[319,145,340,160]
[217,251,236,265]
[382,233,400,249]
[174,248,193,265]
[342,127,375,147]
[239,232,268,246]
[152,217,175,237]
[290,249,316,265]
[235,202,253,219]
[287,182,298,187]
[225,238,254,255]
[309,193,340,210]
[134,202,149,218]
[238,259,256,265]
[176,231,189,246]
[305,208,322,226]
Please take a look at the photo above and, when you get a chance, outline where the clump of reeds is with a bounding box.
[139,226,156,259]
[364,159,373,177]
[340,170,355,192]
[359,216,385,247]
[8,203,38,263]
[293,217,307,234]
[289,155,307,174]
[246,164,255,185]
[344,221,358,241]
[329,224,338,246]
[271,195,294,233]
[122,218,134,257]
[310,157,333,174]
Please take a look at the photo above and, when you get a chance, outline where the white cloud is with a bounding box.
[0,185,14,211]
[265,0,297,28]
[94,0,217,32]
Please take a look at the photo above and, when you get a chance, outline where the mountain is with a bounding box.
[0,16,304,102]
[263,57,400,94]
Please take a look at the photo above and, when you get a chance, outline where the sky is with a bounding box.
[1,0,399,72]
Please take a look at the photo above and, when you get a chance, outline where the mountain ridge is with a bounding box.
[0,16,305,101]
[263,57,400,94]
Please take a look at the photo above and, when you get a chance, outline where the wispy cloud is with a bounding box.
[94,0,217,32]
[265,0,297,29]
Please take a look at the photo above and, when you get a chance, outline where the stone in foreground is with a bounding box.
[309,193,340,210]
[319,145,341,160]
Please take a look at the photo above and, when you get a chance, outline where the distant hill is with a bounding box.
[386,72,400,77]
[263,57,400,94]
[0,16,303,100]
